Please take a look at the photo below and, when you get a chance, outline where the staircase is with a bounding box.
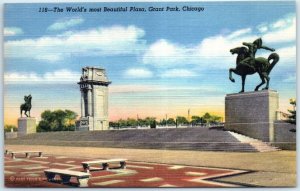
[228,131,280,152]
[6,127,280,152]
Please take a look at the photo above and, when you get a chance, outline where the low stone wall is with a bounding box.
[5,132,18,139]
[272,121,296,150]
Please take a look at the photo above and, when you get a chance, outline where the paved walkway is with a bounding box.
[4,154,247,188]
[5,145,296,187]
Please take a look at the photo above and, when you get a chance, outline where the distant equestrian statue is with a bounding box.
[229,38,279,93]
[20,94,32,117]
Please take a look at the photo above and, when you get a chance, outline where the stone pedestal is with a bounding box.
[76,117,92,131]
[225,90,279,142]
[76,116,109,131]
[18,117,37,137]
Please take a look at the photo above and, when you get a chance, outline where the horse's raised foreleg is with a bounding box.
[255,72,266,91]
[20,108,22,118]
[229,68,236,82]
[240,75,246,93]
[24,111,28,117]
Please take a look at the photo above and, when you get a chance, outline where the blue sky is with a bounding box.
[3,1,296,125]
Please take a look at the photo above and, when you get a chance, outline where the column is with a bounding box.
[80,90,85,117]
[87,87,92,116]
[92,87,96,117]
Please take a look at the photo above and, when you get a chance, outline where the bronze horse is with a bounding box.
[20,94,32,117]
[229,47,279,93]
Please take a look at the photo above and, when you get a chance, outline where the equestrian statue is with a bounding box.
[20,94,32,117]
[229,38,279,93]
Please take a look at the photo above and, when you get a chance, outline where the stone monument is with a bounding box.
[225,38,280,142]
[76,67,111,131]
[18,94,37,137]
[225,90,278,142]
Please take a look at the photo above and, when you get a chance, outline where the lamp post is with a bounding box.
[165,114,168,127]
[137,114,139,128]
[188,109,190,127]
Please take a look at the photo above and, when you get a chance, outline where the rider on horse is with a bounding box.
[24,95,28,103]
[20,94,32,117]
[239,38,275,70]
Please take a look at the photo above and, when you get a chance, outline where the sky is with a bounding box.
[3,1,296,125]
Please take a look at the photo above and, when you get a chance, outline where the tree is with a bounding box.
[287,99,296,125]
[145,117,156,127]
[167,118,176,125]
[126,118,137,127]
[176,116,188,125]
[191,116,203,126]
[150,120,157,129]
[202,113,211,123]
[4,125,17,132]
[159,119,167,126]
[65,109,78,131]
[109,117,157,129]
[202,112,222,124]
[137,118,146,127]
[109,121,119,128]
[37,110,78,132]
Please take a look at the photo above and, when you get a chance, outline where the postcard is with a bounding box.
[3,1,296,188]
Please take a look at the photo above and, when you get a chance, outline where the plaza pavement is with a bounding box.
[5,144,296,187]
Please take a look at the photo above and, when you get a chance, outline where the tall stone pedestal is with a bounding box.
[18,117,37,137]
[76,67,111,131]
[225,90,279,142]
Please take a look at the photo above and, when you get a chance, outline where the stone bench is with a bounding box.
[11,151,42,159]
[82,159,127,172]
[44,168,90,187]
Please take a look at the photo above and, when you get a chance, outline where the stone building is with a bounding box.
[76,67,111,131]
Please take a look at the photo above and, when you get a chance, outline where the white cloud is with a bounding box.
[272,20,286,29]
[262,18,295,44]
[124,68,153,78]
[48,18,84,31]
[257,24,268,33]
[282,74,296,83]
[142,13,295,70]
[256,45,296,64]
[275,46,296,66]
[4,69,80,84]
[161,69,197,78]
[142,39,192,67]
[195,35,257,59]
[4,27,23,36]
[261,14,295,44]
[5,25,145,62]
[142,34,256,69]
[275,46,295,59]
[227,28,252,39]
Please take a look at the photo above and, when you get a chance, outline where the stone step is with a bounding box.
[228,131,280,152]
[8,140,259,152]
[6,127,279,152]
